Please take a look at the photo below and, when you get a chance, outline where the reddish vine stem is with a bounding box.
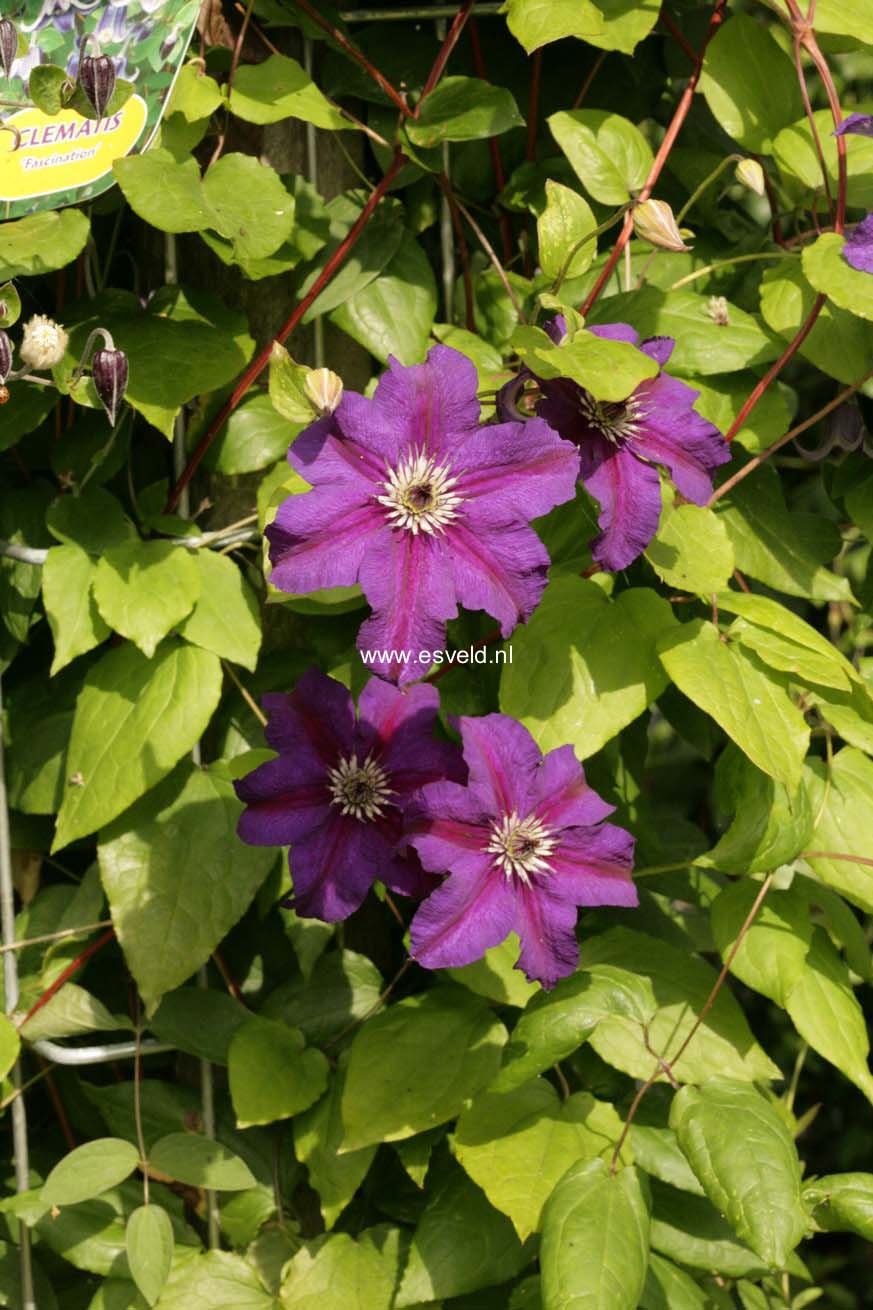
[659,6,699,65]
[526,50,543,161]
[791,27,834,220]
[210,0,255,166]
[292,0,409,116]
[19,928,116,1029]
[468,18,513,264]
[165,150,407,512]
[798,26,846,231]
[610,873,774,1174]
[580,0,728,316]
[419,0,476,103]
[572,50,607,110]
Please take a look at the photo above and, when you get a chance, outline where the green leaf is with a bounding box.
[294,1060,377,1229]
[775,107,873,211]
[454,1080,624,1240]
[649,1180,770,1278]
[114,151,212,233]
[0,381,57,452]
[0,210,90,280]
[41,1139,140,1207]
[760,257,873,385]
[153,1251,277,1310]
[716,466,851,602]
[645,504,734,595]
[204,392,297,474]
[166,62,224,122]
[280,1233,394,1310]
[657,619,809,788]
[639,1253,707,1310]
[148,1134,256,1191]
[406,77,523,146]
[805,679,873,755]
[299,196,405,322]
[804,749,873,912]
[229,1016,329,1127]
[28,63,68,115]
[149,987,249,1065]
[548,110,653,205]
[698,747,815,875]
[503,0,607,52]
[785,926,873,1103]
[21,983,126,1044]
[340,986,506,1150]
[540,1159,650,1310]
[93,541,200,659]
[804,1173,873,1240]
[396,1160,526,1305]
[201,155,297,261]
[0,281,21,329]
[693,375,792,454]
[330,232,437,365]
[230,52,349,130]
[628,1089,704,1198]
[803,231,873,322]
[699,14,802,152]
[537,181,597,280]
[578,928,780,1084]
[717,590,858,692]
[585,0,661,53]
[46,488,137,555]
[0,1014,20,1082]
[42,545,111,675]
[263,949,383,1045]
[669,1081,806,1267]
[97,764,274,1012]
[501,578,677,759]
[447,933,539,1008]
[54,642,222,850]
[178,551,261,671]
[126,1205,174,1307]
[524,329,659,402]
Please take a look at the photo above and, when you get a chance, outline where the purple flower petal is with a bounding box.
[589,322,640,347]
[357,532,459,685]
[843,214,873,274]
[514,883,580,989]
[640,335,675,367]
[405,779,494,879]
[369,345,481,457]
[267,492,379,594]
[583,443,663,572]
[289,414,384,487]
[631,373,731,505]
[552,824,637,906]
[410,861,517,971]
[448,519,550,638]
[291,817,393,920]
[357,678,465,791]
[834,113,873,139]
[453,714,542,816]
[531,745,614,829]
[235,759,330,847]
[262,673,355,763]
[454,417,580,522]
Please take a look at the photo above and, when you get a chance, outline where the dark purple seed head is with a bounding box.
[0,330,11,384]
[79,54,116,118]
[0,19,17,80]
[92,347,128,426]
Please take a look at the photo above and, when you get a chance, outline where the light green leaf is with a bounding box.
[93,542,200,659]
[537,181,597,280]
[46,488,137,555]
[775,107,873,210]
[803,231,873,321]
[42,1139,140,1207]
[454,1080,625,1240]
[503,0,606,52]
[340,986,506,1150]
[406,77,523,147]
[0,281,22,329]
[670,1081,806,1267]
[804,1173,873,1239]
[760,257,873,385]
[97,764,274,1012]
[280,1233,393,1310]
[155,1251,277,1310]
[586,0,661,53]
[639,1253,707,1310]
[698,747,815,875]
[294,1060,376,1229]
[526,329,658,402]
[178,551,261,671]
[299,196,405,322]
[166,62,224,122]
[201,154,296,261]
[548,110,653,205]
[21,983,126,1044]
[785,927,873,1103]
[649,1180,770,1278]
[0,1014,20,1081]
[330,232,437,365]
[657,619,810,788]
[268,343,317,424]
[447,933,539,1008]
[501,578,677,759]
[775,0,873,42]
[114,151,212,233]
[578,928,780,1084]
[229,1016,328,1128]
[646,504,734,595]
[699,14,802,152]
[43,545,111,675]
[54,642,223,850]
[0,209,90,280]
[148,1134,256,1191]
[805,749,873,912]
[230,53,349,130]
[717,590,857,692]
[540,1159,650,1310]
[805,678,873,754]
[126,1205,174,1307]
[396,1162,525,1305]
[202,392,298,474]
[693,375,792,454]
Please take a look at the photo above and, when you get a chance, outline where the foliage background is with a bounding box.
[2,0,873,1306]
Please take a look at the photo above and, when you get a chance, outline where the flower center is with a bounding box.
[326,752,391,821]
[376,446,464,536]
[578,391,649,446]
[486,810,558,885]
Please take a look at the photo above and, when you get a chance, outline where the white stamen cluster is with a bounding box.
[19,315,68,370]
[486,810,558,885]
[326,752,392,821]
[578,390,650,446]
[376,446,464,535]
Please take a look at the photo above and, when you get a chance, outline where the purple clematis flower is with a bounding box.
[266,346,580,684]
[406,714,636,989]
[234,669,464,922]
[833,113,873,140]
[500,318,730,572]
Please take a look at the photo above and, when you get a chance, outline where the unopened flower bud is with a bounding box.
[78,54,116,118]
[0,19,17,80]
[19,314,68,370]
[91,347,128,426]
[707,296,730,326]
[303,367,343,416]
[735,158,765,197]
[0,330,11,383]
[633,199,691,253]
